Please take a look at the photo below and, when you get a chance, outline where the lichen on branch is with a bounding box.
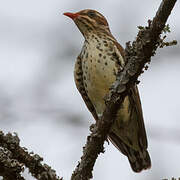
[0,131,63,180]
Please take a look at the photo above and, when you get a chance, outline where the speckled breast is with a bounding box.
[80,37,118,116]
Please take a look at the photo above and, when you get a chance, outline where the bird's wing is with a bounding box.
[108,85,150,172]
[109,85,148,150]
[113,40,148,149]
[130,85,148,148]
[108,41,150,172]
[74,55,99,121]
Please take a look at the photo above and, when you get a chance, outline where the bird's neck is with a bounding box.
[84,30,116,45]
[80,31,118,64]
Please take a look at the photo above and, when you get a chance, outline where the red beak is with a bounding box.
[63,12,79,20]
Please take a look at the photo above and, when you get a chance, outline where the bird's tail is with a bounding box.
[108,133,151,172]
[126,147,151,172]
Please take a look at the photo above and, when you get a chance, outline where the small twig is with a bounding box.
[0,131,63,180]
[71,0,177,179]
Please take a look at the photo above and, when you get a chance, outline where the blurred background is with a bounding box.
[0,0,179,179]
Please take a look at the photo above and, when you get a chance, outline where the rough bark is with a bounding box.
[0,131,63,180]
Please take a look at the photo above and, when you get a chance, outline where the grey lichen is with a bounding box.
[0,131,63,180]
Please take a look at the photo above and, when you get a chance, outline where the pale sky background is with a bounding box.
[0,0,180,180]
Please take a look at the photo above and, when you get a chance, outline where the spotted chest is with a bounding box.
[79,35,124,116]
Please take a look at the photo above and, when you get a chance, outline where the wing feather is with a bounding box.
[74,55,99,121]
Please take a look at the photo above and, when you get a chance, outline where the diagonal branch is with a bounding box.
[0,147,25,180]
[0,131,63,180]
[71,0,177,179]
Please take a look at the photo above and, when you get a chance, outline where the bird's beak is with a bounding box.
[63,12,79,20]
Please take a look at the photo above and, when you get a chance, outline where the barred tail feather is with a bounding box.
[127,147,151,172]
[108,133,151,172]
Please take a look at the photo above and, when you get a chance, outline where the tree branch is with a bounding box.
[0,131,63,180]
[0,147,25,180]
[71,0,177,179]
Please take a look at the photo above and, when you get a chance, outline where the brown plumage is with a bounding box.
[64,9,151,172]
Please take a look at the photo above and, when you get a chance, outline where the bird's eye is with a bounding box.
[87,11,96,18]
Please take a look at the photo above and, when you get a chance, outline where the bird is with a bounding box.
[63,9,151,172]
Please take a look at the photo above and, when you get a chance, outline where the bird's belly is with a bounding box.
[82,55,117,116]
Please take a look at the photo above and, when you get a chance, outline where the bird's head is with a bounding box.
[63,9,111,39]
